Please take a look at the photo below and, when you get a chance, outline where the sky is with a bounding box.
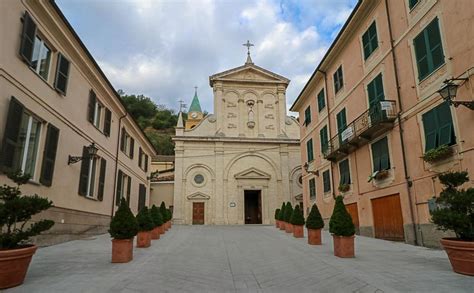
[56,0,357,115]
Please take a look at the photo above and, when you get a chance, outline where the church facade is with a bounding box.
[173,54,302,225]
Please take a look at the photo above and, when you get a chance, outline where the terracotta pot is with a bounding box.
[151,227,161,240]
[111,238,133,263]
[276,220,280,228]
[332,234,355,258]
[307,228,322,245]
[285,223,294,233]
[0,245,37,289]
[159,225,165,235]
[293,225,304,238]
[164,221,169,231]
[440,238,474,276]
[137,231,151,248]
[279,221,286,230]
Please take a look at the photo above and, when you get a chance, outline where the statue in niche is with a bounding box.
[247,100,255,129]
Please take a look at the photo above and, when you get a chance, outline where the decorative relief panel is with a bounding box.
[265,114,274,119]
[265,125,275,130]
[265,104,274,109]
[227,102,237,108]
[228,123,237,129]
[227,113,237,118]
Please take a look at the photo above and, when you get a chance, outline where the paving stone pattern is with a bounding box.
[6,225,473,293]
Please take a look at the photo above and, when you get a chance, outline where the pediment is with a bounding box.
[234,167,271,180]
[210,64,289,86]
[294,194,303,201]
[187,192,211,200]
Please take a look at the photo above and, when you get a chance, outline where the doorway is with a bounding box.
[244,190,262,224]
[371,194,405,241]
[192,202,204,225]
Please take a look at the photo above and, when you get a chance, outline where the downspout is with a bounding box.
[111,112,128,217]
[384,0,419,245]
[317,69,336,199]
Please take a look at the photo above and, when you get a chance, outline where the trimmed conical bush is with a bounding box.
[274,208,280,220]
[290,205,305,225]
[109,198,139,239]
[329,196,355,236]
[136,206,155,232]
[284,202,293,223]
[150,205,164,227]
[306,204,324,230]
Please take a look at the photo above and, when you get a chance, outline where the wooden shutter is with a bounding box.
[436,102,454,146]
[337,109,347,133]
[317,89,325,111]
[379,138,390,170]
[0,97,24,171]
[126,176,131,204]
[104,108,111,136]
[144,154,149,172]
[19,12,37,65]
[120,127,126,151]
[362,29,371,59]
[309,178,316,199]
[40,124,59,186]
[116,170,123,205]
[414,30,429,80]
[88,90,96,123]
[372,140,381,172]
[138,147,143,167]
[78,146,90,196]
[129,138,134,158]
[409,0,419,9]
[306,139,313,162]
[138,184,146,212]
[369,22,378,54]
[427,18,444,73]
[304,106,311,125]
[422,109,438,151]
[323,171,330,192]
[339,159,350,185]
[320,126,328,153]
[54,53,70,95]
[97,158,106,201]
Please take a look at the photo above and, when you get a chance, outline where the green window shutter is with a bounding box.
[306,139,314,162]
[40,124,60,186]
[54,53,70,95]
[422,109,438,151]
[337,109,347,133]
[323,170,331,193]
[0,97,24,172]
[78,146,90,196]
[304,106,311,125]
[334,66,343,93]
[116,170,123,205]
[409,0,419,9]
[363,22,378,60]
[369,23,378,54]
[138,184,146,212]
[145,154,149,172]
[371,139,381,172]
[88,90,96,123]
[317,89,325,111]
[97,158,106,201]
[129,138,135,158]
[19,12,37,65]
[339,159,350,185]
[320,126,328,153]
[362,29,371,60]
[138,147,143,167]
[120,127,126,152]
[436,102,454,146]
[427,18,444,73]
[103,108,112,136]
[372,137,390,171]
[126,176,131,204]
[374,74,385,101]
[309,178,316,199]
[414,32,429,80]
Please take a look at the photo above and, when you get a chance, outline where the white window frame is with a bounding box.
[85,157,99,198]
[19,113,42,178]
[93,101,103,129]
[31,36,51,80]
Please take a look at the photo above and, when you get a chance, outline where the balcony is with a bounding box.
[323,100,397,161]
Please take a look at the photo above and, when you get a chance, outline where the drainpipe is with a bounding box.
[384,0,419,246]
[317,69,336,199]
[111,112,128,217]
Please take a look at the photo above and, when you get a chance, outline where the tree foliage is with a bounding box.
[432,171,473,240]
[136,207,155,232]
[290,205,305,226]
[306,204,324,230]
[329,196,355,236]
[109,198,139,239]
[150,205,164,227]
[283,202,293,223]
[0,171,54,249]
[274,208,280,220]
[278,202,286,221]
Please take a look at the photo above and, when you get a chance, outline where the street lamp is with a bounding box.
[68,143,99,165]
[438,79,473,110]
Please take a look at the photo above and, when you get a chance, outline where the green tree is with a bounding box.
[284,202,293,223]
[109,198,139,239]
[290,205,305,225]
[150,205,164,227]
[136,207,155,232]
[278,202,286,221]
[306,204,324,230]
[329,196,355,236]
[274,208,281,220]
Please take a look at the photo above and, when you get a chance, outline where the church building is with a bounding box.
[173,45,302,225]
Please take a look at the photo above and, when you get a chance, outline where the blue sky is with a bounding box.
[56,0,357,114]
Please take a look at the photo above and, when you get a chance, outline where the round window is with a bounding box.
[298,175,303,185]
[194,174,205,184]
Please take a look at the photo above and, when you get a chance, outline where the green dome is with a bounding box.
[189,91,202,113]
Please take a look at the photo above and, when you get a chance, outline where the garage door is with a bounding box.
[371,194,404,241]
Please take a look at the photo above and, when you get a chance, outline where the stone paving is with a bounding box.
[6,225,473,293]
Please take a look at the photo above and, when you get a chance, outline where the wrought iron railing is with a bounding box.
[323,100,397,160]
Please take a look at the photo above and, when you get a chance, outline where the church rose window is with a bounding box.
[194,174,205,185]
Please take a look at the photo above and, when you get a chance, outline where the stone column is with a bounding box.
[214,142,225,224]
[257,99,264,137]
[277,86,286,137]
[280,144,291,202]
[214,83,224,134]
[173,142,185,224]
[238,98,245,136]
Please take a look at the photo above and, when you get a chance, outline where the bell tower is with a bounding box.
[185,87,204,130]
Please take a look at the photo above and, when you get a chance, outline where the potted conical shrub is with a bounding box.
[431,171,474,275]
[160,202,169,231]
[109,198,139,263]
[329,196,355,258]
[284,202,294,233]
[0,171,54,289]
[136,207,154,248]
[290,205,305,238]
[274,208,281,228]
[150,205,164,240]
[167,208,173,229]
[306,204,324,245]
[279,203,286,230]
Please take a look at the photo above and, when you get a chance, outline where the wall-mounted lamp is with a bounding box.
[68,143,98,165]
[303,162,319,176]
[438,78,473,110]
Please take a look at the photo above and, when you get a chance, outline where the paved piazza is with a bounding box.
[7,226,473,293]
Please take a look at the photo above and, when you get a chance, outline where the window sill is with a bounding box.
[417,62,446,85]
[84,195,99,201]
[27,179,41,186]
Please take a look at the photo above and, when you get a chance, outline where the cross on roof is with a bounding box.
[243,40,254,55]
[178,99,187,112]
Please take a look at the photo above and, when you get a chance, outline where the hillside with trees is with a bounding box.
[118,90,181,155]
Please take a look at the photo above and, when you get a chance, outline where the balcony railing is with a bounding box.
[323,100,397,161]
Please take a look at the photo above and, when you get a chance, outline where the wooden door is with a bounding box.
[371,194,405,241]
[192,202,204,225]
[345,203,359,230]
